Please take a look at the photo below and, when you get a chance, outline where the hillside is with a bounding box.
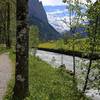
[28,0,61,40]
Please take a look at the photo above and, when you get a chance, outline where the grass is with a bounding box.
[2,49,90,100]
[25,56,89,100]
[0,44,8,54]
[39,38,100,53]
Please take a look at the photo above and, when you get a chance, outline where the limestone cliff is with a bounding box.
[28,0,61,40]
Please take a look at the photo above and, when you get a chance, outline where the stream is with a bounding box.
[31,50,100,100]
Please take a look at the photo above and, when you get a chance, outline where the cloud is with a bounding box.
[39,0,65,6]
[47,14,71,32]
[39,0,96,6]
[46,9,68,15]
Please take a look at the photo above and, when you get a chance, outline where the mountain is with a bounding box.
[28,0,61,41]
[47,15,70,33]
[44,5,70,33]
[63,27,87,37]
[44,5,87,35]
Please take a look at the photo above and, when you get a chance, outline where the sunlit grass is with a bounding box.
[39,38,100,53]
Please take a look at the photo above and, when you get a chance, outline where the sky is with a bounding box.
[39,0,96,6]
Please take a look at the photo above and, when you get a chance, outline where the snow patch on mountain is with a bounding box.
[44,5,87,33]
[47,15,70,32]
[43,5,71,33]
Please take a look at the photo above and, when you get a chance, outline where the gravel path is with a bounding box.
[0,53,12,100]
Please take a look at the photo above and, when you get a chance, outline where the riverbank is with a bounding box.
[38,39,100,56]
[35,50,100,100]
[38,48,100,60]
[3,50,89,100]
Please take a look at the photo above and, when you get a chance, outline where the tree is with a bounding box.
[0,0,15,48]
[63,0,82,76]
[0,1,7,45]
[13,0,29,99]
[6,1,11,48]
[29,25,39,48]
[29,25,39,56]
[56,39,64,65]
[82,0,100,93]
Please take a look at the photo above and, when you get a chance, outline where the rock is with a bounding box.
[29,0,48,23]
[28,0,61,40]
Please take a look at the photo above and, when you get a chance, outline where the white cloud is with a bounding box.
[79,0,96,3]
[39,0,65,6]
[39,0,96,6]
[46,9,68,15]
[47,14,71,32]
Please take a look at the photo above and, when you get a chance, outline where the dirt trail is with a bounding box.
[0,53,12,100]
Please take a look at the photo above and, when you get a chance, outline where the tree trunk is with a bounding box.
[13,0,29,99]
[73,55,76,76]
[3,7,7,45]
[82,59,92,93]
[72,40,76,76]
[6,2,11,48]
[61,54,63,65]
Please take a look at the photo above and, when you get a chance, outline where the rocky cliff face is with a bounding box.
[28,0,61,40]
[29,0,48,23]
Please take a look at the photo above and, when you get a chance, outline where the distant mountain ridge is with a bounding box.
[44,5,87,36]
[44,5,68,12]
[28,0,61,40]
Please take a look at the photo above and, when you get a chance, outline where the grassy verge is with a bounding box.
[0,44,8,54]
[3,50,89,100]
[38,39,89,52]
[25,56,89,100]
[39,39,100,53]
